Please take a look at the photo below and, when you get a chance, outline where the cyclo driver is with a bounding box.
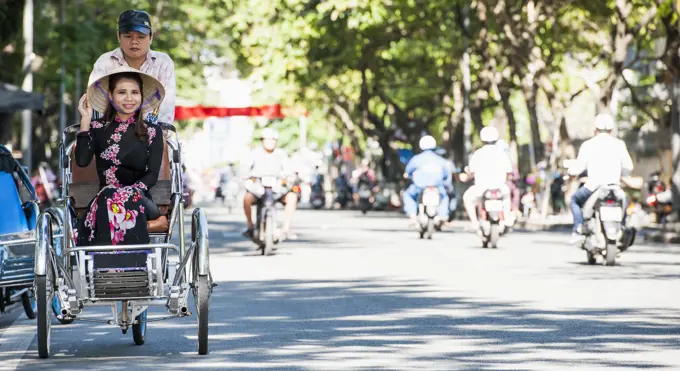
[241,128,299,241]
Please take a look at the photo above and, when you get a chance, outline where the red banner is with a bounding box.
[175,104,294,120]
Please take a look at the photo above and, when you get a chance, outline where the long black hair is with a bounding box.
[103,72,148,141]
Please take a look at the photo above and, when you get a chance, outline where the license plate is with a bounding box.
[484,200,503,212]
[261,176,277,187]
[599,206,622,222]
[422,190,440,206]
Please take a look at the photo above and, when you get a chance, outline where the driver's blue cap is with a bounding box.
[118,10,152,35]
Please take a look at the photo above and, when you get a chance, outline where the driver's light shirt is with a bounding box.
[569,133,634,191]
[469,145,512,189]
[89,48,176,124]
[241,147,292,178]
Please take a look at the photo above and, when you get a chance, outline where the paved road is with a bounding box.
[1,206,679,370]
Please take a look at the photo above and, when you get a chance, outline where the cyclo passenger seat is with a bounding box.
[69,139,172,233]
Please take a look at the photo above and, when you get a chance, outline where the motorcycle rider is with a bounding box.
[567,113,634,243]
[462,126,513,230]
[402,135,451,227]
[241,128,298,240]
[352,159,377,201]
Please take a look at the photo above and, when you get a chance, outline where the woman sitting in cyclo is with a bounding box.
[75,66,164,246]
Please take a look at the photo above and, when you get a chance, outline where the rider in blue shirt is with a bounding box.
[403,136,451,226]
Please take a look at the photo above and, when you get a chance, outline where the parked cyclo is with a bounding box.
[0,145,39,319]
[34,122,213,358]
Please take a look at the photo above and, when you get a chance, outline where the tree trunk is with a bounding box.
[331,103,363,158]
[523,81,544,165]
[499,87,520,167]
[470,107,484,142]
[378,134,402,182]
[451,119,466,168]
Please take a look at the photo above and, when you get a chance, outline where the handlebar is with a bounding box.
[64,124,81,134]
[158,121,177,132]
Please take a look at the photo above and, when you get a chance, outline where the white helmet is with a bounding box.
[261,128,279,140]
[480,126,499,143]
[594,113,615,131]
[419,135,436,151]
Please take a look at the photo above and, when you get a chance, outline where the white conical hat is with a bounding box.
[86,66,165,117]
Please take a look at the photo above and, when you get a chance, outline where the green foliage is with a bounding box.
[3,0,677,172]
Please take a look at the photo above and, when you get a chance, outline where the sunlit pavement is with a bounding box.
[1,205,680,370]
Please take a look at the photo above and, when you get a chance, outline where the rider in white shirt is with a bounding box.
[241,128,299,240]
[463,127,513,229]
[567,113,634,242]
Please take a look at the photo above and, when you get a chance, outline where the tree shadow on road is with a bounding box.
[19,277,680,370]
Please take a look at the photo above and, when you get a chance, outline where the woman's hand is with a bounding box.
[78,94,92,131]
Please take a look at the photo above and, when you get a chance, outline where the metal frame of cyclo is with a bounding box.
[33,123,211,357]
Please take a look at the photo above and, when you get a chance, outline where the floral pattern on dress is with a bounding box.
[104,166,120,187]
[133,181,148,191]
[100,144,121,165]
[91,121,104,129]
[109,133,122,144]
[114,116,132,134]
[104,186,144,245]
[83,193,100,241]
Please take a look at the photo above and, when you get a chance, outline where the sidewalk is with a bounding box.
[520,214,680,244]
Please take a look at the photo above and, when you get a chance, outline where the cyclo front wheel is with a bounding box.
[36,272,53,358]
[132,310,147,345]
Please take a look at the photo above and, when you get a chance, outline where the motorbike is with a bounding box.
[310,175,325,209]
[253,176,282,256]
[356,179,374,214]
[216,178,240,214]
[447,189,458,222]
[433,188,457,231]
[418,186,441,239]
[373,186,389,211]
[520,187,536,217]
[645,172,672,224]
[291,172,303,202]
[334,177,352,209]
[478,188,505,248]
[32,163,59,210]
[580,185,635,266]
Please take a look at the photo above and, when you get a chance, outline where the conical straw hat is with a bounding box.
[86,66,165,117]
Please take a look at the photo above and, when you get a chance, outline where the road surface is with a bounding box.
[1,206,679,370]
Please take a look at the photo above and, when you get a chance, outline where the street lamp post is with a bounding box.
[672,0,680,220]
[59,0,66,138]
[461,0,472,166]
[21,0,34,174]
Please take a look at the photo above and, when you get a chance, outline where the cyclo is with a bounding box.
[34,123,213,358]
[0,145,40,319]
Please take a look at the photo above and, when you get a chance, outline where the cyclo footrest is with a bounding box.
[89,250,152,299]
